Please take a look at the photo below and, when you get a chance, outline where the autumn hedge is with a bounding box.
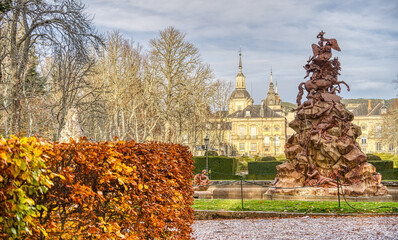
[0,136,194,239]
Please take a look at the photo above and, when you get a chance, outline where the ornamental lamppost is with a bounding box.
[204,135,209,173]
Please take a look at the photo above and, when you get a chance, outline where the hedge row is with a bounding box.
[193,156,237,179]
[0,136,194,239]
[366,154,382,161]
[247,161,281,176]
[246,160,397,180]
[369,160,394,171]
[0,137,52,238]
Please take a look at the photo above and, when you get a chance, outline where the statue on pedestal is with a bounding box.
[268,31,388,197]
[194,169,210,191]
[59,108,83,143]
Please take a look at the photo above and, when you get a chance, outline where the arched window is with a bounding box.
[275,136,280,146]
[264,136,270,146]
[361,136,367,145]
[375,126,382,138]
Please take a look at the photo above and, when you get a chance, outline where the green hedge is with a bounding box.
[248,161,282,176]
[378,169,398,180]
[369,160,394,171]
[193,156,238,179]
[245,174,276,180]
[259,156,276,161]
[367,154,382,161]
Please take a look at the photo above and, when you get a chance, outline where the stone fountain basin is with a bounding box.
[194,181,398,202]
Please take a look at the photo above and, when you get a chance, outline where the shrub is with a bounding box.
[245,174,276,180]
[193,156,238,179]
[259,156,276,161]
[1,137,194,239]
[248,161,282,176]
[38,139,194,239]
[367,154,382,161]
[369,160,394,171]
[274,155,287,160]
[207,151,218,156]
[0,136,53,239]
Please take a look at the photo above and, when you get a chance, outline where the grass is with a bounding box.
[193,199,398,214]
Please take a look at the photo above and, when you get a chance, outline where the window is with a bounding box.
[361,148,367,152]
[264,136,270,146]
[375,126,382,138]
[361,125,366,130]
[250,143,257,151]
[275,148,280,153]
[274,126,280,131]
[264,148,269,152]
[388,144,394,152]
[376,142,382,152]
[183,134,188,144]
[237,105,242,111]
[275,136,280,147]
[239,143,245,151]
[217,123,221,129]
[239,127,245,139]
[264,127,269,131]
[361,136,367,145]
[251,127,256,139]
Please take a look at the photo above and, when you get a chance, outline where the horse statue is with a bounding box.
[296,31,350,106]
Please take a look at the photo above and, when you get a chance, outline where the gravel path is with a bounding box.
[192,216,398,240]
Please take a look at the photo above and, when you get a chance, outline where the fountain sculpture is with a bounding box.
[268,31,388,197]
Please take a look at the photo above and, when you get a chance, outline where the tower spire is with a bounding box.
[239,48,242,73]
[235,49,246,89]
[270,67,273,84]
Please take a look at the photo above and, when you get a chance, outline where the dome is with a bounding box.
[229,89,252,99]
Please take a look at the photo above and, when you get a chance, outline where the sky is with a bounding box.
[84,0,398,104]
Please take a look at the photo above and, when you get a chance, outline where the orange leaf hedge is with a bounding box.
[1,137,194,239]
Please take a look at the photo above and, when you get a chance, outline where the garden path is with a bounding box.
[192,216,398,239]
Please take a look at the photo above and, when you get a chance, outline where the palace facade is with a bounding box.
[205,52,288,157]
[195,53,396,157]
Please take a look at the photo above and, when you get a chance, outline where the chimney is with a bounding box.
[381,100,387,114]
[368,99,371,112]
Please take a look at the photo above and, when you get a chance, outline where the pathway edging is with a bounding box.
[194,210,398,220]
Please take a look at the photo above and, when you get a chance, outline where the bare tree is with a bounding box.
[381,100,398,152]
[90,31,160,141]
[148,26,213,143]
[0,0,101,134]
[381,77,398,152]
[38,42,105,140]
[208,79,233,154]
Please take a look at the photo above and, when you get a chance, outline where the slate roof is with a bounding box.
[229,89,252,99]
[228,104,283,118]
[344,99,394,117]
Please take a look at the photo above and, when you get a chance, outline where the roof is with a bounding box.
[229,88,252,99]
[211,111,229,118]
[228,104,283,118]
[343,99,394,116]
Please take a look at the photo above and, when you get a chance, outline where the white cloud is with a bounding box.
[84,0,398,103]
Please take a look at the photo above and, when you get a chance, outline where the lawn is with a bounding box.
[193,199,398,214]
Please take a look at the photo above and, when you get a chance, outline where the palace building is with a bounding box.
[345,99,395,153]
[197,52,396,157]
[216,52,288,156]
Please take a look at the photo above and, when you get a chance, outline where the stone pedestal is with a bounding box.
[264,191,393,202]
[194,191,213,199]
